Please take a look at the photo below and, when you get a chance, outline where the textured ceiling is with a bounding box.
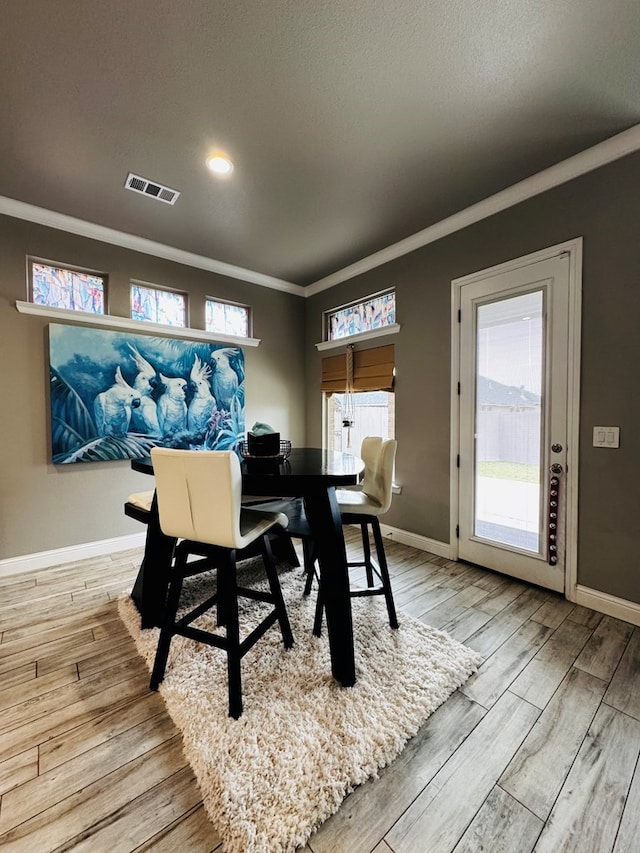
[1,0,639,286]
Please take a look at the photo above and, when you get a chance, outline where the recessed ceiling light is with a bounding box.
[206,154,234,176]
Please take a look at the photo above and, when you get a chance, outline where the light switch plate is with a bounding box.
[593,426,620,448]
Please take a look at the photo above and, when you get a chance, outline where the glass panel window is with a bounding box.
[326,289,395,341]
[325,391,395,453]
[474,291,543,552]
[131,282,186,326]
[205,298,250,337]
[30,260,106,314]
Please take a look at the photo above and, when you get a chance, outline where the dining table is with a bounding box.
[129,447,365,687]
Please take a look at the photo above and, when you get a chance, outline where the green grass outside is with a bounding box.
[477,461,539,483]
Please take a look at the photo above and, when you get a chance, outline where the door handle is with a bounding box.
[548,474,560,565]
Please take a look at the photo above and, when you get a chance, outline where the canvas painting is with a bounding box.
[48,323,245,464]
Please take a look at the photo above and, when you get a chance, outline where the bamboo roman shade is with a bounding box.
[321,344,395,394]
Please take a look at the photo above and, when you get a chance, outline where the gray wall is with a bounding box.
[0,215,306,560]
[305,152,640,605]
[2,152,639,607]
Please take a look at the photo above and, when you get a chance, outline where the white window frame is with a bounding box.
[316,289,400,352]
[205,296,252,339]
[324,288,396,341]
[130,279,188,327]
[28,256,108,314]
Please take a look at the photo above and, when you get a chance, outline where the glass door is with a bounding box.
[458,254,569,591]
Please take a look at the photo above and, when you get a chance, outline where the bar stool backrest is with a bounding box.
[359,435,383,490]
[362,438,397,514]
[150,448,243,549]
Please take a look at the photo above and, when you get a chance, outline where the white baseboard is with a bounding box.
[1,525,447,579]
[0,532,146,578]
[10,530,637,630]
[376,530,640,626]
[575,584,640,628]
[379,524,451,560]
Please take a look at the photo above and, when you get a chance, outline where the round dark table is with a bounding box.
[129,447,364,687]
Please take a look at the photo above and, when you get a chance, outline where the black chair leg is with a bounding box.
[313,583,324,637]
[371,518,399,629]
[216,562,228,628]
[150,558,186,689]
[313,516,398,636]
[220,551,243,719]
[302,539,318,596]
[149,534,296,719]
[361,522,374,587]
[261,536,294,648]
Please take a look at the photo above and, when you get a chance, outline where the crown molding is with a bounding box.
[0,196,305,296]
[305,123,640,296]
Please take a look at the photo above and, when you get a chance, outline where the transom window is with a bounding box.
[131,281,186,326]
[326,289,396,341]
[29,259,106,314]
[205,298,251,338]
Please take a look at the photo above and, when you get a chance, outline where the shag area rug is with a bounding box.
[118,561,481,853]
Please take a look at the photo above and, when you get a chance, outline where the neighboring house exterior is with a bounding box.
[476,377,541,466]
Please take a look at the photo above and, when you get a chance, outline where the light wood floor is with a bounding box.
[1,533,639,852]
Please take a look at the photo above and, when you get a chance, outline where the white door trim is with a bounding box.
[450,238,582,600]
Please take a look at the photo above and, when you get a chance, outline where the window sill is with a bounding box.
[315,324,400,351]
[15,301,261,346]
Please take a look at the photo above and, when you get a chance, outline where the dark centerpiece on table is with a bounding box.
[247,429,281,456]
[239,422,291,464]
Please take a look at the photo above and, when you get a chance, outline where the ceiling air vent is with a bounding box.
[124,173,180,205]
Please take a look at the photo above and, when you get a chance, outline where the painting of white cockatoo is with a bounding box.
[127,344,161,435]
[157,373,188,435]
[48,324,245,463]
[210,347,241,410]
[187,354,217,433]
[93,366,142,436]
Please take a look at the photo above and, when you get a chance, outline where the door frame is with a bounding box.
[450,238,583,600]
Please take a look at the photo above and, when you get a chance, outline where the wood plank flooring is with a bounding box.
[0,534,638,852]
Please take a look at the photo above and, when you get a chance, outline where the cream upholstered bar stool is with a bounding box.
[124,489,154,524]
[313,437,399,635]
[149,447,294,719]
[300,435,382,596]
[340,435,383,494]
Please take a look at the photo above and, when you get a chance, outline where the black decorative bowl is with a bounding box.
[238,440,292,461]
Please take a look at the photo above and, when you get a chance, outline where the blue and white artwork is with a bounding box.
[48,323,245,463]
